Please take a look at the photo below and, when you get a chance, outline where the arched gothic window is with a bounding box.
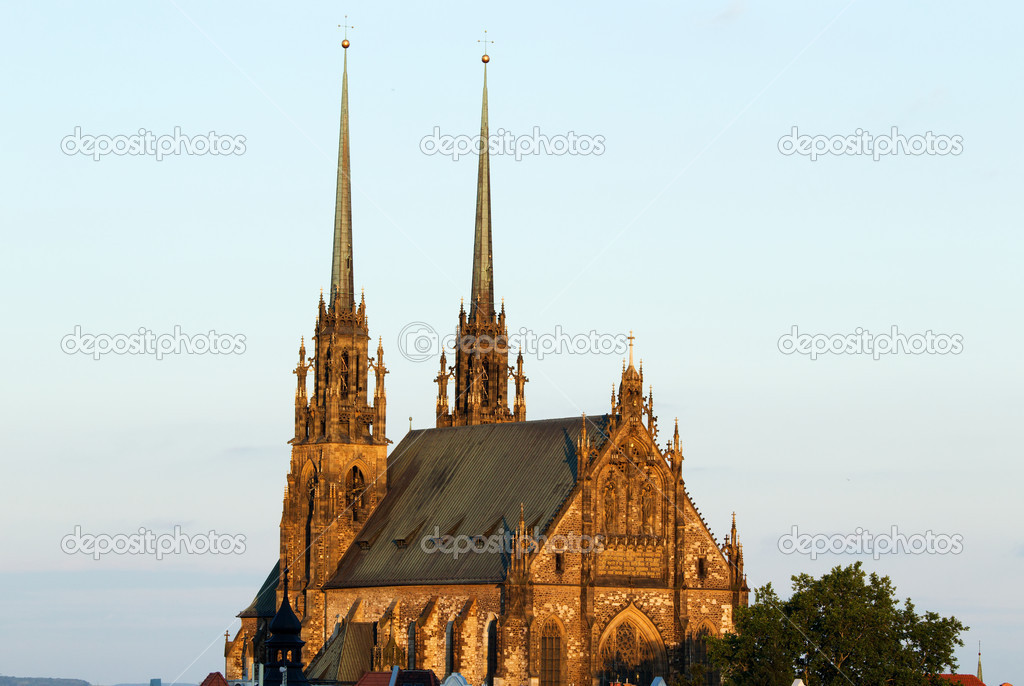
[540,618,563,686]
[600,620,657,685]
[685,624,717,686]
[484,619,498,686]
[445,620,455,676]
[304,471,317,584]
[407,621,416,669]
[346,466,366,521]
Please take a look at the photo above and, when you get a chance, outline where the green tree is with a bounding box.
[669,662,707,686]
[706,562,966,686]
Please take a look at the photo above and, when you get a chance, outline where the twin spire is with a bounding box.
[330,39,355,311]
[329,39,495,321]
[470,57,495,321]
[435,45,526,427]
[327,38,522,427]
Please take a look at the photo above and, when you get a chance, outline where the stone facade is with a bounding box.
[315,352,748,685]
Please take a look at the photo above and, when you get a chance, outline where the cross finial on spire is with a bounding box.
[338,16,354,48]
[478,29,494,62]
[627,330,635,366]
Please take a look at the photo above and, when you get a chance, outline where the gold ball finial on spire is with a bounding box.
[338,17,353,49]
[478,30,493,63]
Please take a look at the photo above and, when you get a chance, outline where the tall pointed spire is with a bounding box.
[435,38,524,428]
[470,50,494,321]
[330,36,354,311]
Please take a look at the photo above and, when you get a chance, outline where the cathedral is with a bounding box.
[224,39,748,686]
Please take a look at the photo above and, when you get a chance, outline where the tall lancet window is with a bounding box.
[407,621,417,669]
[445,620,455,675]
[346,466,366,521]
[304,472,317,585]
[485,619,498,686]
[540,619,563,686]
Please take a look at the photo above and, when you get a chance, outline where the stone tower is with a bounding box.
[281,37,387,660]
[435,53,527,427]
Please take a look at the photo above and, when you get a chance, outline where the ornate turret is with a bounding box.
[576,413,591,476]
[669,417,682,476]
[436,49,526,427]
[263,567,310,686]
[371,336,387,441]
[724,513,748,606]
[611,332,647,430]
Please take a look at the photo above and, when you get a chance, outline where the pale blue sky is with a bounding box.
[1,1,1021,683]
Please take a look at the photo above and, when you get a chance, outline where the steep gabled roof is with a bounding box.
[306,621,374,683]
[325,415,608,588]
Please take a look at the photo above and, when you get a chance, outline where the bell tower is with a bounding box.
[435,48,527,427]
[280,33,387,660]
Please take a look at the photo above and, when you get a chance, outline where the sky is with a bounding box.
[1,0,1021,684]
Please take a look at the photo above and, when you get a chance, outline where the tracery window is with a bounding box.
[599,620,657,685]
[685,625,717,686]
